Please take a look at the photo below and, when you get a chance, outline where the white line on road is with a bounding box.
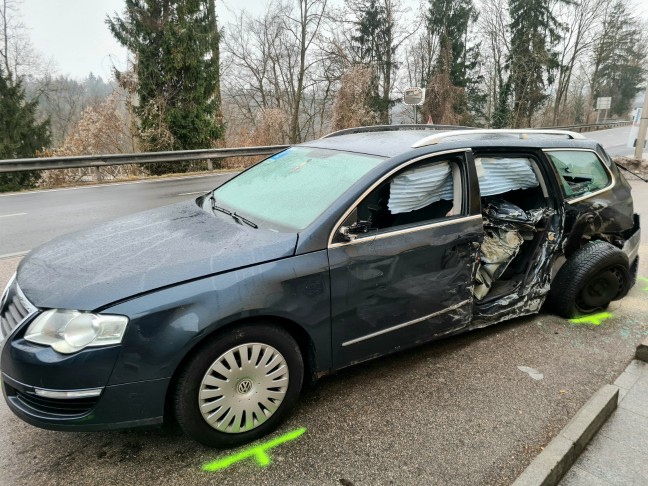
[0,213,26,218]
[177,191,207,196]
[0,172,238,197]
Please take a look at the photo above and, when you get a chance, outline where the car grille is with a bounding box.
[4,383,98,417]
[0,279,37,340]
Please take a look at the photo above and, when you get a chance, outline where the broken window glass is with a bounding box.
[546,150,610,198]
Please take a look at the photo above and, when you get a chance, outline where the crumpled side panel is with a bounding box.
[474,227,524,299]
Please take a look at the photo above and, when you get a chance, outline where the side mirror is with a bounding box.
[338,220,372,241]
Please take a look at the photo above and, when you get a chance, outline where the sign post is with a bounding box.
[403,87,426,124]
[635,91,648,159]
[596,97,612,123]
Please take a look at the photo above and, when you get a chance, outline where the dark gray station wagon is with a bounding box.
[0,126,640,447]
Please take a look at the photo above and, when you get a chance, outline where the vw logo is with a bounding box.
[237,379,253,394]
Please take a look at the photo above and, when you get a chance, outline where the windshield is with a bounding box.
[212,147,384,231]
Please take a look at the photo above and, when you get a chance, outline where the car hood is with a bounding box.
[16,201,297,310]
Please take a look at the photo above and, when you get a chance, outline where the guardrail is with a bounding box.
[0,145,289,173]
[0,121,632,174]
[547,121,630,133]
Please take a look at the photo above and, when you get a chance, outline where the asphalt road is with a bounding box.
[0,127,646,485]
[585,125,637,157]
[0,173,235,256]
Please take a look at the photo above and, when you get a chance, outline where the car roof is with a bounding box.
[300,128,603,158]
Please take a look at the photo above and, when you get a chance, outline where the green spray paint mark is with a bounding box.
[202,427,306,472]
[569,312,613,326]
[638,277,648,291]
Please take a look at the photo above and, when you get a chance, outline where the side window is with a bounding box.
[546,150,611,199]
[345,154,465,237]
[474,155,547,211]
[475,156,540,197]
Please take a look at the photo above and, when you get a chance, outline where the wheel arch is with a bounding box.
[163,314,318,424]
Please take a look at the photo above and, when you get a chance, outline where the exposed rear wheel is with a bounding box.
[548,240,630,318]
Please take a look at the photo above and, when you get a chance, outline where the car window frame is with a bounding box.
[328,148,479,248]
[542,148,616,204]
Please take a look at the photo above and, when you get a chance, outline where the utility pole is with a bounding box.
[635,89,648,160]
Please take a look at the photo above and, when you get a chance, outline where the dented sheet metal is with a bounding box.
[473,197,557,305]
[471,211,561,329]
[474,228,524,300]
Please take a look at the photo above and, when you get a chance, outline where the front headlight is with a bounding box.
[24,310,128,354]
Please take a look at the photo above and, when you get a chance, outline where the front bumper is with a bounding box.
[2,373,168,431]
[0,279,169,432]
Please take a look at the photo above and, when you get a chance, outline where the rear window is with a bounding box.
[546,150,611,199]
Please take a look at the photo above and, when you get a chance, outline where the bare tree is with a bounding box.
[0,0,50,81]
[551,0,607,125]
[476,0,510,126]
[331,65,377,129]
[222,0,329,144]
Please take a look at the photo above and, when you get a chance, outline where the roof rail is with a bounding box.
[411,129,587,148]
[321,124,474,139]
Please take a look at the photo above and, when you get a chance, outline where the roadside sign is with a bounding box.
[596,97,612,110]
[403,87,425,106]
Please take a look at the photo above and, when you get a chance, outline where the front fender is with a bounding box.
[103,251,331,385]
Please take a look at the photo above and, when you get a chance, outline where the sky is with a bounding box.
[18,0,270,79]
[16,0,648,81]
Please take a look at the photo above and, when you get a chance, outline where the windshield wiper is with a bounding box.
[210,196,232,216]
[233,212,258,229]
[210,196,257,228]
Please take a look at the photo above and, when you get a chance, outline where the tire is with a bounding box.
[173,324,304,448]
[548,240,630,318]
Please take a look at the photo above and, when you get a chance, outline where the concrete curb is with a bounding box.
[636,337,648,363]
[512,384,618,486]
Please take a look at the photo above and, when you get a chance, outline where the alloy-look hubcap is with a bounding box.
[198,343,289,434]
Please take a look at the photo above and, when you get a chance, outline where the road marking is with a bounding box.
[0,172,238,197]
[569,312,613,326]
[177,191,207,196]
[202,428,306,472]
[638,277,648,291]
[0,213,26,218]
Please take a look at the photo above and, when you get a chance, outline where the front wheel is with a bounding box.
[173,324,304,448]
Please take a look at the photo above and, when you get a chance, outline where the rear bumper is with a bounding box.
[2,373,168,432]
[622,213,641,264]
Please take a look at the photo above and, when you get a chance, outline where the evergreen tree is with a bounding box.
[423,0,483,124]
[0,68,50,192]
[491,77,512,128]
[426,0,478,89]
[107,0,224,174]
[591,0,647,117]
[350,0,396,124]
[508,0,564,127]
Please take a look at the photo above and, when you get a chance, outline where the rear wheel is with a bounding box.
[174,324,303,447]
[548,240,630,318]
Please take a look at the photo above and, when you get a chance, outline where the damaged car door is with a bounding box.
[328,150,482,367]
